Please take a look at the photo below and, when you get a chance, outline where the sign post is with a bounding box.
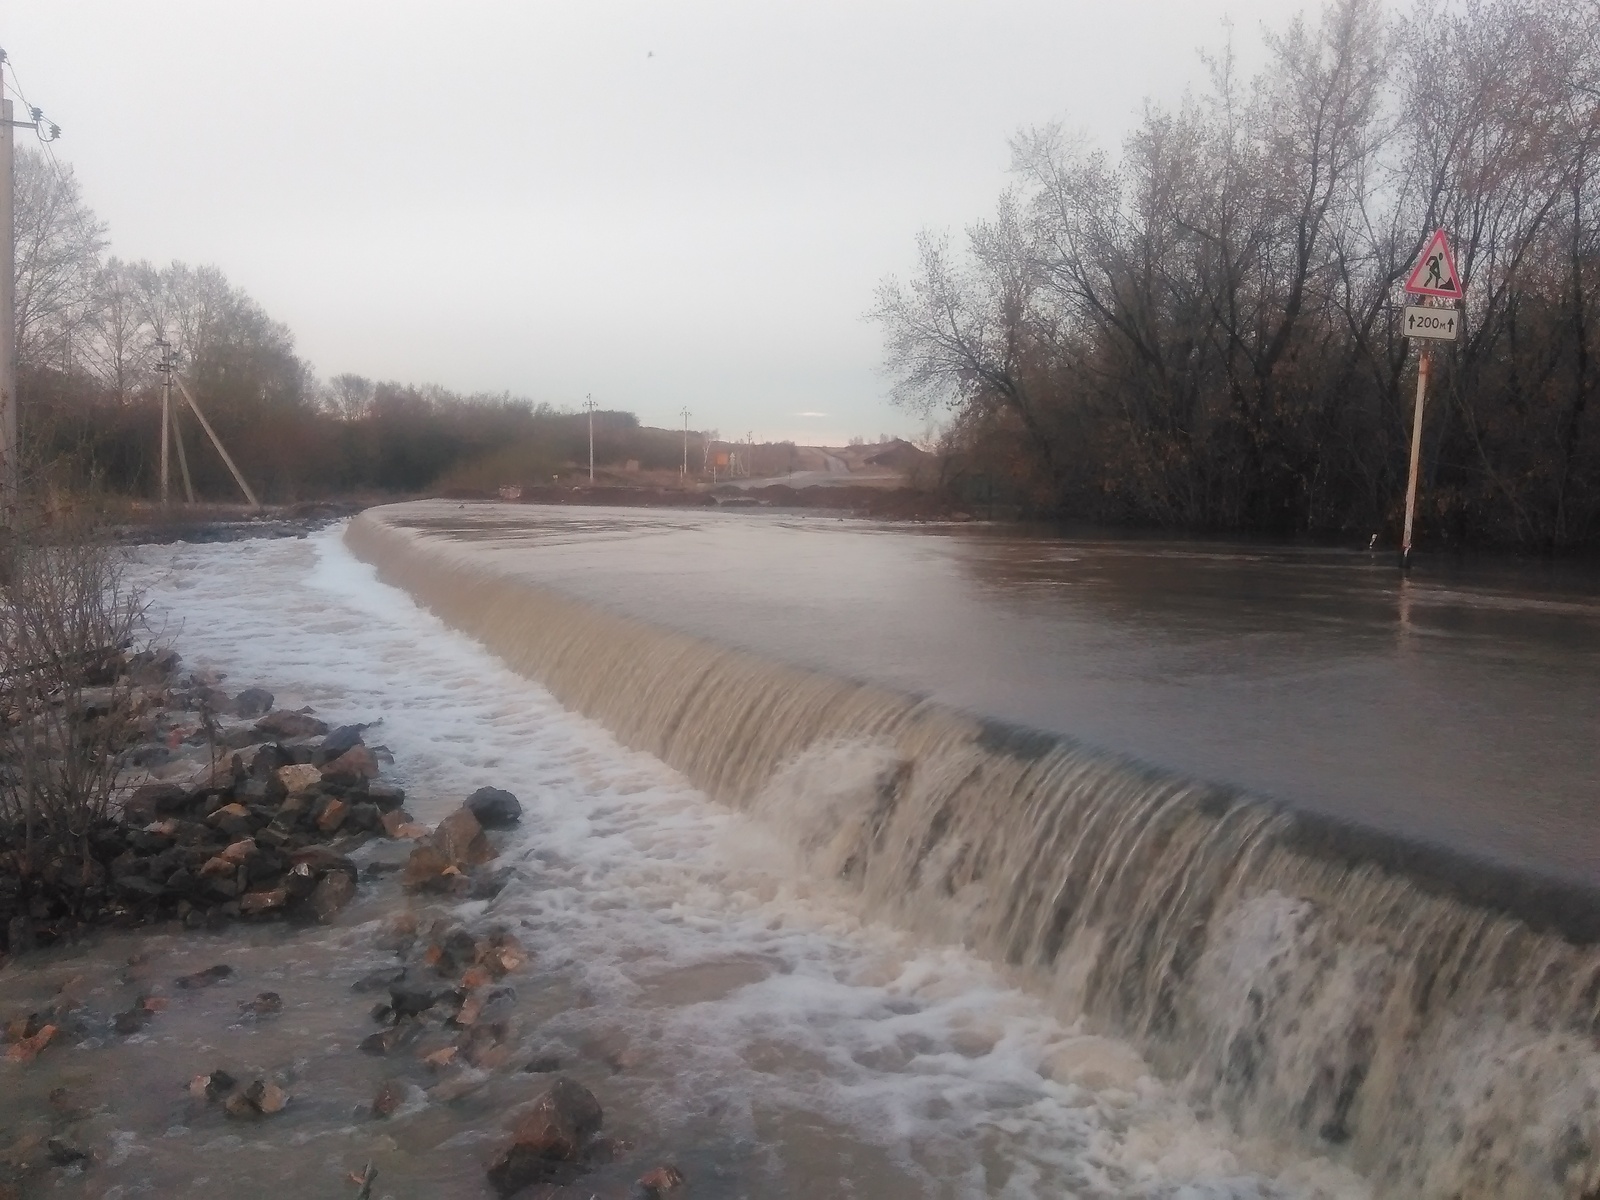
[1397,229,1464,569]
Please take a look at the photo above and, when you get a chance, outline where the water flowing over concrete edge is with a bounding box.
[347,506,1600,1199]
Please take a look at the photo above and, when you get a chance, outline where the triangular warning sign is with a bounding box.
[1405,229,1463,298]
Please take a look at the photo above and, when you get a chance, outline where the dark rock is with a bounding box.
[283,861,318,901]
[316,724,366,764]
[346,802,381,832]
[4,915,35,956]
[230,687,274,718]
[367,782,407,812]
[125,782,190,824]
[634,1165,686,1197]
[240,991,282,1016]
[112,1007,150,1035]
[249,743,292,777]
[389,982,443,1018]
[321,744,379,784]
[287,845,359,879]
[352,967,406,994]
[465,787,522,829]
[372,1078,407,1118]
[524,1051,562,1073]
[196,1068,237,1100]
[360,1019,421,1056]
[115,875,167,900]
[305,871,355,922]
[206,803,254,839]
[255,710,328,739]
[246,846,286,883]
[127,828,174,854]
[124,743,175,768]
[239,887,288,915]
[234,775,286,807]
[470,867,513,901]
[45,1137,88,1167]
[175,964,234,989]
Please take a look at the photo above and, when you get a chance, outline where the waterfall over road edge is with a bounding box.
[347,507,1600,1199]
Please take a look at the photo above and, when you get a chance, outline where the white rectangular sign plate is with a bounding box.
[1403,306,1460,341]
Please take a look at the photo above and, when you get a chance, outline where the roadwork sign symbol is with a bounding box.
[1405,229,1462,298]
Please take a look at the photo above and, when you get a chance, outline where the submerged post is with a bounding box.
[1400,348,1429,571]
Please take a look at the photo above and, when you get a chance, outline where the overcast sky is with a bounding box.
[9,1,1297,445]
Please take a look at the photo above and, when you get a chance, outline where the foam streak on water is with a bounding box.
[120,530,1366,1199]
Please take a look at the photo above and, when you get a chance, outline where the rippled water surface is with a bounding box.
[392,503,1600,886]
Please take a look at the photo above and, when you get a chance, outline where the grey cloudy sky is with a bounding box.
[10,1,1293,444]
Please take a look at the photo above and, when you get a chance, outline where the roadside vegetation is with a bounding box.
[875,0,1600,551]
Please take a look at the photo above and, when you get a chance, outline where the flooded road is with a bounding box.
[0,529,1371,1200]
[388,503,1600,888]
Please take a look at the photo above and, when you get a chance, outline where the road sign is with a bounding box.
[1403,305,1460,340]
[1405,229,1463,298]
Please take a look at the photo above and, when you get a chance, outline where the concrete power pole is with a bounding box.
[584,394,597,484]
[680,407,691,483]
[155,338,171,507]
[0,52,62,533]
[0,88,17,530]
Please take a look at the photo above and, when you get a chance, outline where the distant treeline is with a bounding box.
[11,155,719,501]
[875,0,1600,551]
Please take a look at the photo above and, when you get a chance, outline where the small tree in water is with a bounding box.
[0,515,146,926]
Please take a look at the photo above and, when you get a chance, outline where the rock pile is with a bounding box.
[0,649,423,958]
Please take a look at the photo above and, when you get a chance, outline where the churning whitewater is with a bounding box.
[123,527,1368,1199]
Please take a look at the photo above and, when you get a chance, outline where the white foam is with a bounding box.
[128,527,1370,1199]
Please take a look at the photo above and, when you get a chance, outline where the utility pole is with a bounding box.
[155,337,172,507]
[584,394,597,484]
[680,407,691,482]
[0,51,62,533]
[173,374,260,509]
[0,83,17,530]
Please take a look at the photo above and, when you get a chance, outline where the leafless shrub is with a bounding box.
[0,516,146,885]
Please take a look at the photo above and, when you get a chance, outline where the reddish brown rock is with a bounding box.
[240,887,288,915]
[5,1024,57,1064]
[321,744,379,783]
[380,809,426,838]
[637,1165,686,1196]
[314,797,349,833]
[175,964,234,989]
[433,807,496,868]
[402,843,453,891]
[487,1077,604,1196]
[510,1077,603,1159]
[372,1079,407,1117]
[256,709,328,738]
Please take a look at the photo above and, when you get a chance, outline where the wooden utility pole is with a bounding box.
[173,374,260,509]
